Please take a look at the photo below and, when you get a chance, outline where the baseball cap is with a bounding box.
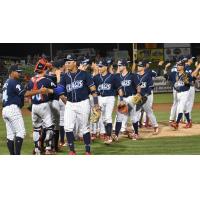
[177,60,185,66]
[97,59,109,67]
[183,55,195,61]
[52,59,66,68]
[137,61,146,67]
[118,59,130,66]
[9,65,23,73]
[64,54,77,61]
[80,58,90,65]
[106,58,113,66]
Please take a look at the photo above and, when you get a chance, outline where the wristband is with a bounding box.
[93,96,98,105]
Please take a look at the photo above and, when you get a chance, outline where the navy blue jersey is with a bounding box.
[2,78,25,108]
[27,75,56,104]
[45,71,59,100]
[93,73,122,97]
[136,72,153,96]
[115,72,139,97]
[168,71,192,92]
[145,68,157,78]
[59,70,94,102]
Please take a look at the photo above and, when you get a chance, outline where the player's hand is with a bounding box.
[165,63,171,70]
[60,94,67,105]
[94,104,101,111]
[40,87,49,94]
[158,61,164,66]
[55,69,61,76]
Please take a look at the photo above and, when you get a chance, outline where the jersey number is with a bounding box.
[2,89,8,102]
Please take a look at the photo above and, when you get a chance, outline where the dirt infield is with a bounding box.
[124,122,200,139]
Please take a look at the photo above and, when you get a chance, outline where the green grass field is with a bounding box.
[0,92,200,155]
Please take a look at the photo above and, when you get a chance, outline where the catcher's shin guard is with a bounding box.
[33,128,42,154]
[45,127,54,151]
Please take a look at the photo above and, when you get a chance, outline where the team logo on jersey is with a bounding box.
[98,83,111,91]
[66,80,83,92]
[16,84,21,91]
[174,80,184,89]
[121,80,131,87]
[140,82,147,88]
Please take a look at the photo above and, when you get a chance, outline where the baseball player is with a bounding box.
[182,56,196,127]
[2,65,47,155]
[136,61,159,134]
[141,61,157,127]
[164,62,178,123]
[45,59,66,151]
[27,61,57,155]
[113,59,141,140]
[164,60,193,130]
[93,58,124,144]
[54,54,100,155]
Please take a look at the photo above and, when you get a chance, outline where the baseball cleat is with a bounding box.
[171,122,179,130]
[59,142,67,147]
[153,127,159,135]
[128,132,134,139]
[104,137,113,145]
[33,148,41,155]
[183,122,192,128]
[91,134,97,141]
[68,151,76,155]
[112,134,119,142]
[85,152,92,155]
[45,150,53,155]
[132,134,140,140]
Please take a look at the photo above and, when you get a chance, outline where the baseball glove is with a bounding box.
[133,95,148,111]
[90,106,101,123]
[117,102,128,114]
[132,93,142,105]
[182,72,189,85]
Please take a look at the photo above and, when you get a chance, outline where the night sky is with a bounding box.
[0,43,133,58]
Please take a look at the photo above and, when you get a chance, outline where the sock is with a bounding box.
[105,123,112,137]
[54,130,59,151]
[83,132,91,153]
[7,139,15,155]
[184,113,190,123]
[15,137,23,155]
[60,126,65,143]
[66,132,75,152]
[41,129,46,150]
[115,122,122,136]
[176,113,183,124]
[132,122,139,135]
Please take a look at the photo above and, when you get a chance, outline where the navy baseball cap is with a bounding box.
[183,55,195,61]
[118,59,130,66]
[52,59,66,68]
[97,59,109,67]
[64,54,77,61]
[81,58,90,65]
[137,61,146,67]
[106,58,113,66]
[177,60,185,66]
[9,65,23,73]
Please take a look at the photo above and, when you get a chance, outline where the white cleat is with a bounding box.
[104,137,113,145]
[153,127,159,135]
